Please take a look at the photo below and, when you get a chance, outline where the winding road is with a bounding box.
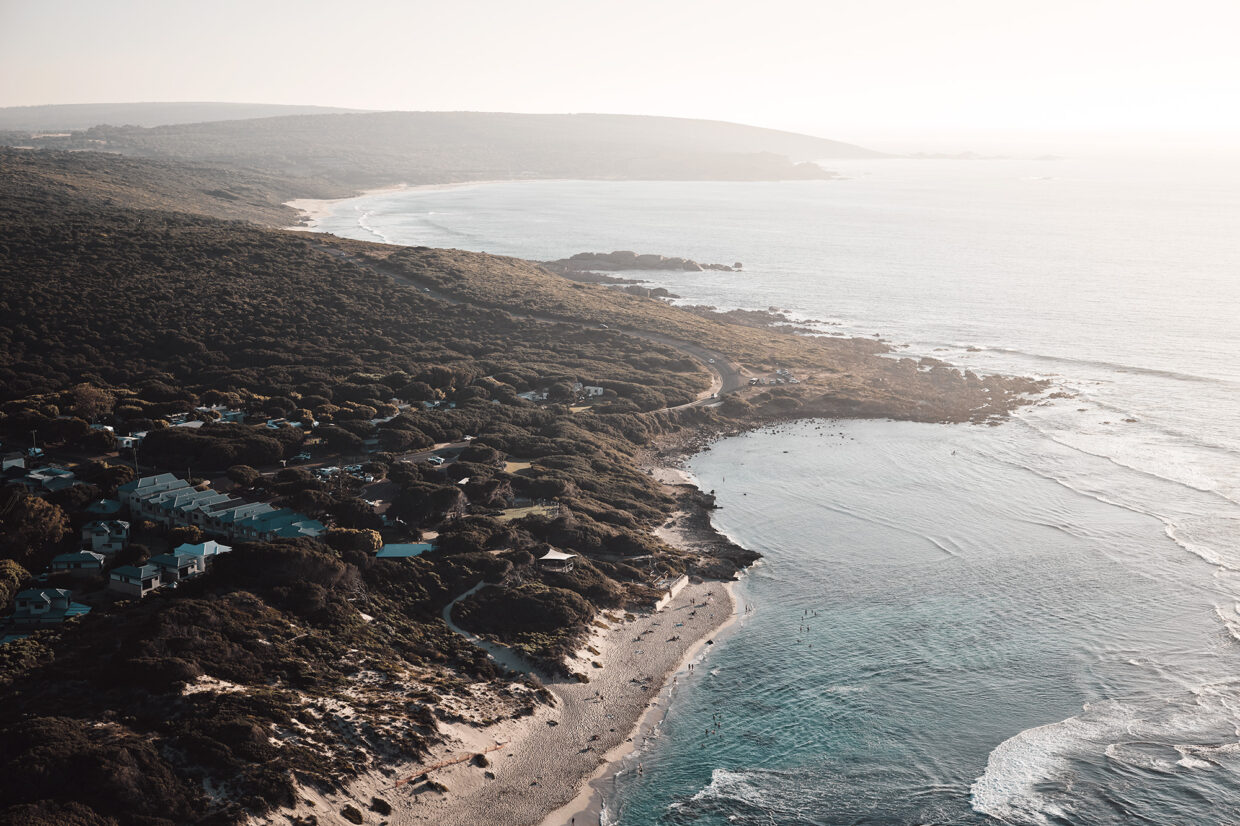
[310,242,744,412]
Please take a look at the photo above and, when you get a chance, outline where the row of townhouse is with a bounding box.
[106,540,232,598]
[118,474,325,542]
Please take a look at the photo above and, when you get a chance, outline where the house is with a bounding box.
[50,550,106,573]
[116,434,144,450]
[118,473,190,509]
[10,588,91,626]
[23,466,79,492]
[375,543,435,559]
[582,385,605,397]
[517,390,549,402]
[1,452,24,471]
[537,548,577,573]
[195,405,245,423]
[120,474,324,541]
[173,540,231,562]
[108,564,161,598]
[149,552,205,583]
[84,498,122,517]
[81,520,129,554]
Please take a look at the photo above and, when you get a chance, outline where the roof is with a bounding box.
[110,564,159,580]
[539,549,577,562]
[118,472,181,493]
[84,520,129,534]
[27,466,74,479]
[15,588,72,602]
[376,543,434,559]
[149,552,199,567]
[85,498,122,515]
[174,540,231,557]
[52,551,105,564]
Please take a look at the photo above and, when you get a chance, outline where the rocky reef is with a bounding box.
[541,250,742,273]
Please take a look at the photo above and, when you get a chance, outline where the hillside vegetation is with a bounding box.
[3,111,881,194]
[0,102,368,131]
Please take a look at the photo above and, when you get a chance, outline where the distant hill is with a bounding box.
[3,111,883,193]
[0,102,367,131]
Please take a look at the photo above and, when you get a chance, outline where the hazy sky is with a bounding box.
[2,0,1237,149]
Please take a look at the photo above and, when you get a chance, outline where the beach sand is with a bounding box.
[283,179,542,231]
[258,580,735,826]
[284,184,411,229]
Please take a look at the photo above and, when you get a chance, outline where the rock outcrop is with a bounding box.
[541,251,741,273]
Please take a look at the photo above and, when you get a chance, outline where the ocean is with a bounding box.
[312,156,1240,824]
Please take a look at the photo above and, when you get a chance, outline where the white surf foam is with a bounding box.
[972,685,1240,824]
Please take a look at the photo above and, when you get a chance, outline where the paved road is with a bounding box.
[310,243,744,411]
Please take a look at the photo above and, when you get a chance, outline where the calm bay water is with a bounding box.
[314,157,1240,823]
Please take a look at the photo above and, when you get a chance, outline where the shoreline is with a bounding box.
[255,439,755,826]
[539,578,744,826]
[283,178,550,231]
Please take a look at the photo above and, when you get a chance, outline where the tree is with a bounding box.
[78,428,117,453]
[113,543,150,567]
[0,559,30,608]
[397,381,438,402]
[324,528,382,554]
[546,382,575,403]
[69,383,115,422]
[330,498,382,531]
[226,465,261,488]
[0,492,70,570]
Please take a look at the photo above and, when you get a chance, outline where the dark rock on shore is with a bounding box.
[541,251,741,273]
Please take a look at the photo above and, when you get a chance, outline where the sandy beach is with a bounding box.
[283,179,539,231]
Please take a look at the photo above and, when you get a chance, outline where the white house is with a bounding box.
[108,564,161,598]
[81,520,129,555]
[173,540,231,562]
[118,473,189,509]
[10,588,91,626]
[120,474,324,541]
[149,552,206,583]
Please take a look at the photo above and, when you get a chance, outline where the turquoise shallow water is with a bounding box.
[607,420,1240,824]
[311,159,1240,822]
